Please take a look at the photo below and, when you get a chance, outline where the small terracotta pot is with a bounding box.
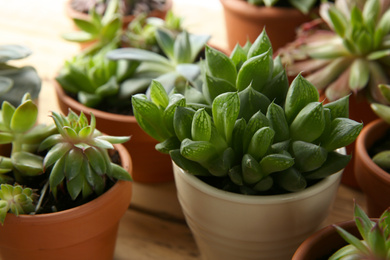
[65,0,173,29]
[292,220,363,259]
[355,119,390,218]
[0,143,133,260]
[320,92,378,190]
[54,81,173,183]
[219,0,315,52]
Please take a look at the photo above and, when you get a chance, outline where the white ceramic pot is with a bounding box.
[173,152,344,260]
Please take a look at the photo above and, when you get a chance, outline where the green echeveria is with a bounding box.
[132,29,363,195]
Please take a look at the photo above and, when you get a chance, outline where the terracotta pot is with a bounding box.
[54,81,173,183]
[355,119,390,218]
[292,220,363,259]
[320,92,378,190]
[219,0,316,53]
[173,150,344,260]
[65,0,173,29]
[0,143,133,260]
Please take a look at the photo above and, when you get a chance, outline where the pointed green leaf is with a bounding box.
[322,118,363,151]
[247,127,274,161]
[180,139,218,164]
[49,156,66,197]
[212,92,240,144]
[304,151,351,179]
[324,95,349,119]
[259,153,295,176]
[109,163,132,181]
[275,167,306,192]
[292,141,327,172]
[242,153,263,185]
[285,74,319,123]
[174,106,195,141]
[67,171,84,200]
[150,80,169,108]
[238,84,271,122]
[290,102,325,142]
[174,31,192,64]
[236,49,273,92]
[247,28,272,58]
[43,143,72,169]
[205,45,237,85]
[266,102,289,142]
[191,108,212,142]
[155,28,175,60]
[349,59,370,91]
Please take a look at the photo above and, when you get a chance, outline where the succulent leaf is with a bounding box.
[205,45,237,86]
[212,92,240,145]
[290,102,325,143]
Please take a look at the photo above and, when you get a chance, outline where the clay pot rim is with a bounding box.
[65,0,173,21]
[356,118,390,185]
[54,80,136,123]
[219,0,310,18]
[173,147,344,205]
[4,143,132,224]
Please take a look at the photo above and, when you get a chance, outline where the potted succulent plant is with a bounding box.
[55,18,209,182]
[293,203,388,260]
[65,0,173,30]
[0,93,133,260]
[355,84,390,218]
[279,0,390,188]
[131,30,363,259]
[0,44,41,107]
[219,0,324,52]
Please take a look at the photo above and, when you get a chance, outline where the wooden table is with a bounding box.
[0,0,366,259]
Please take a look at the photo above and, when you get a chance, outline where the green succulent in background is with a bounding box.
[0,44,41,107]
[63,0,123,55]
[55,42,139,109]
[0,93,132,224]
[124,10,183,52]
[107,29,210,100]
[0,184,37,224]
[246,0,325,14]
[280,0,390,104]
[132,30,363,195]
[330,203,390,260]
[368,84,390,170]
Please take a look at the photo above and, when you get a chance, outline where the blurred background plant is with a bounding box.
[245,0,329,14]
[70,0,167,17]
[57,7,188,114]
[279,0,390,104]
[0,45,41,107]
[330,202,390,260]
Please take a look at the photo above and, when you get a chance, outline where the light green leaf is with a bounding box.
[10,100,37,133]
[205,45,237,85]
[191,108,212,142]
[212,92,240,144]
[247,127,274,161]
[266,102,289,142]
